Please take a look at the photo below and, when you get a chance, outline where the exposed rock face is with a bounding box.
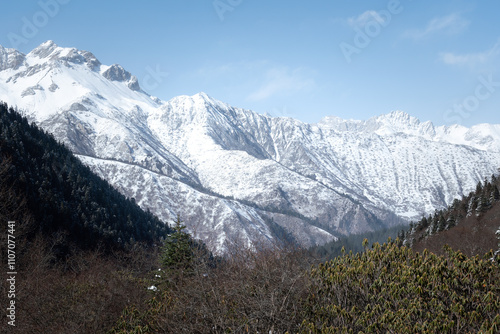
[103,64,132,82]
[0,45,26,71]
[127,76,141,91]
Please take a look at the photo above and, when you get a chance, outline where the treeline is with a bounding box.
[0,102,170,253]
[403,173,500,253]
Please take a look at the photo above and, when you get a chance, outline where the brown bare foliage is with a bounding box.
[0,229,157,333]
[111,243,314,333]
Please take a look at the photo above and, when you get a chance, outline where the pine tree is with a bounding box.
[476,180,483,194]
[428,215,439,235]
[492,186,500,202]
[476,195,490,215]
[437,215,446,232]
[420,217,428,230]
[160,215,193,276]
[467,196,477,217]
[446,215,456,229]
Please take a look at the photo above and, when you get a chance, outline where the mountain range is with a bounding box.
[1,40,499,252]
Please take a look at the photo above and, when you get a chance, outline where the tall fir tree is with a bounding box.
[160,215,193,276]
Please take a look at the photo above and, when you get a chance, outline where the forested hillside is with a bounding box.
[0,102,170,253]
[0,103,172,332]
[403,173,500,257]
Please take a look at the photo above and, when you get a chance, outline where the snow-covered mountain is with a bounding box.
[1,41,499,253]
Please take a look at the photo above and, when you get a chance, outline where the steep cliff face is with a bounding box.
[1,41,499,253]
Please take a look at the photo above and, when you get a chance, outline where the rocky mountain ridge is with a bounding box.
[1,41,499,252]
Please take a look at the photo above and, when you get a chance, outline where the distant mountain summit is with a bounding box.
[0,44,26,70]
[1,41,499,253]
[320,110,500,151]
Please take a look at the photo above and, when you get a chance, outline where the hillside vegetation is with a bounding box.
[403,173,500,257]
[0,103,170,332]
[302,242,500,333]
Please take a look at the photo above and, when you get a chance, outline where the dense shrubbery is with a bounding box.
[301,240,500,333]
[0,216,160,333]
[110,243,312,333]
[109,235,500,333]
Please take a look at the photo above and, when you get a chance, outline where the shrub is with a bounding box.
[301,241,500,333]
[110,245,312,333]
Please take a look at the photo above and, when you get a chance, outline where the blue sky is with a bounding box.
[1,0,500,127]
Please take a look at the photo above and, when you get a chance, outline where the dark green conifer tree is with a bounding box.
[491,186,500,202]
[160,215,193,276]
[437,215,446,232]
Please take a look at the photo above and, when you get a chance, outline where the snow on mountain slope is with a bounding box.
[320,110,500,152]
[1,41,499,252]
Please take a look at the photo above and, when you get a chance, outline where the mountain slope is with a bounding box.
[403,174,500,257]
[1,41,499,252]
[0,102,170,251]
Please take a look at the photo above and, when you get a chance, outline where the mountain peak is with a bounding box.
[319,111,436,138]
[194,92,212,100]
[368,110,437,137]
[40,40,57,49]
[102,64,141,91]
[194,92,233,112]
[192,92,220,105]
[29,40,59,58]
[25,41,102,71]
[102,64,131,81]
[0,44,26,71]
[374,110,420,126]
[174,92,228,108]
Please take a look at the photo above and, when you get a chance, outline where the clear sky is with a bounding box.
[1,0,500,127]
